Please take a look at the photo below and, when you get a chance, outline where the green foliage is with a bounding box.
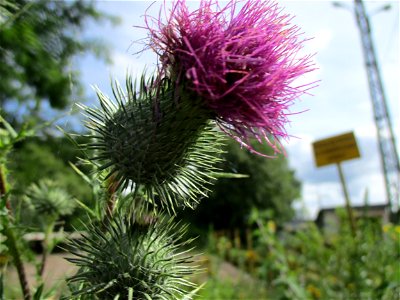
[187,253,267,300]
[0,116,36,255]
[0,0,17,25]
[205,213,400,299]
[196,276,267,300]
[8,137,92,203]
[66,214,198,300]
[246,211,400,299]
[3,136,92,236]
[0,117,37,300]
[0,0,114,121]
[0,115,35,164]
[182,140,301,230]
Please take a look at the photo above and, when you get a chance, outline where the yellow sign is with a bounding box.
[312,132,360,167]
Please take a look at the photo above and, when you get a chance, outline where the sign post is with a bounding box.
[312,132,361,237]
[337,162,356,236]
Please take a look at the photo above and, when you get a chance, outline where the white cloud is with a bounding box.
[309,28,333,52]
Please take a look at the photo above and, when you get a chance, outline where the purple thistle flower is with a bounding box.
[144,0,316,155]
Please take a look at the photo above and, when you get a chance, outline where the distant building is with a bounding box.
[315,204,390,234]
[283,219,313,232]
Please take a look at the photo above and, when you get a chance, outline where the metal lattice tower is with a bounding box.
[353,0,400,211]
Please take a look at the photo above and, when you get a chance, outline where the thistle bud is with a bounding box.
[66,215,198,299]
[81,75,224,211]
[25,179,75,221]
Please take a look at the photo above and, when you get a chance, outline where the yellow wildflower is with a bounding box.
[306,284,322,299]
[267,220,276,233]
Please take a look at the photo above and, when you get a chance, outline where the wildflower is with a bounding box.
[267,220,276,233]
[382,223,392,233]
[306,284,322,299]
[145,0,316,154]
[245,249,259,262]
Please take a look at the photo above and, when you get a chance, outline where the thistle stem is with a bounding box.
[104,174,119,222]
[39,248,47,277]
[99,200,115,233]
[39,224,53,277]
[4,227,31,300]
[0,166,11,211]
[0,166,31,300]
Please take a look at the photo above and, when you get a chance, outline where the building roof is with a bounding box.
[315,203,389,223]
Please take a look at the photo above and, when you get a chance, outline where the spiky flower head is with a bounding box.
[25,179,75,221]
[145,0,316,154]
[66,215,198,299]
[81,75,224,212]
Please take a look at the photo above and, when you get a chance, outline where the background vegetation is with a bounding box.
[181,139,300,232]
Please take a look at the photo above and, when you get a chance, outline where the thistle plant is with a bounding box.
[64,0,316,299]
[25,179,75,276]
[66,215,197,300]
[81,0,315,210]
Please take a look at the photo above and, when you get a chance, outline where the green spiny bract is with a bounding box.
[66,215,198,299]
[80,75,225,212]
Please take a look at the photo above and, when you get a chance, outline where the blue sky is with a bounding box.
[73,0,399,219]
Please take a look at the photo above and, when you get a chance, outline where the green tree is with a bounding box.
[183,140,301,230]
[8,136,92,202]
[0,0,115,123]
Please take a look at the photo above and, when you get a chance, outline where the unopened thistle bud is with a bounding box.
[66,215,198,299]
[25,179,75,220]
[81,75,224,211]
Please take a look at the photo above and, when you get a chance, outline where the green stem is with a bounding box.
[105,174,119,220]
[4,228,31,300]
[0,166,31,300]
[0,167,10,212]
[39,224,54,277]
[39,248,47,278]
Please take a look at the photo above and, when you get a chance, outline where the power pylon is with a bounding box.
[353,0,400,211]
